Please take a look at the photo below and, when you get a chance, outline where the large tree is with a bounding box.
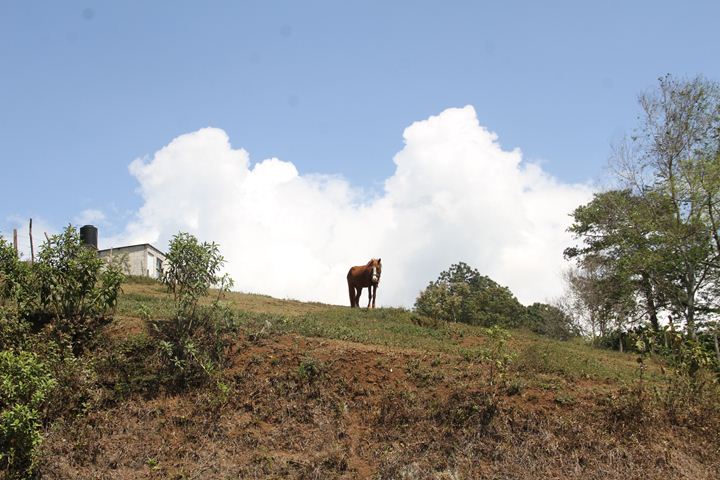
[568,76,720,338]
[565,189,672,333]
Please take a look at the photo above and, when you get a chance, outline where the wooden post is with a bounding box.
[12,229,18,257]
[29,218,34,264]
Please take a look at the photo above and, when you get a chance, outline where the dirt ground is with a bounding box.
[38,333,719,479]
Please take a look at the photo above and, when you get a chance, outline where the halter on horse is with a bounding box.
[347,258,382,308]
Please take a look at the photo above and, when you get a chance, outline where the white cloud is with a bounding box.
[74,209,106,226]
[109,106,594,306]
[2,215,58,261]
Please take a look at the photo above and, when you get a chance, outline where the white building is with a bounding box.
[98,243,166,279]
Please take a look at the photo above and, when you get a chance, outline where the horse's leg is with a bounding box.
[367,285,373,308]
[348,282,356,307]
[355,287,362,308]
[371,284,377,308]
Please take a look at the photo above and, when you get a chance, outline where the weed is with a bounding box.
[434,390,498,428]
[505,379,523,396]
[405,358,442,386]
[554,393,576,406]
[298,356,324,383]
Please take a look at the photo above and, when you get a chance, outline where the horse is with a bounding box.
[347,258,382,308]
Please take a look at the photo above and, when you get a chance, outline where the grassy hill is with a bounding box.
[37,279,720,479]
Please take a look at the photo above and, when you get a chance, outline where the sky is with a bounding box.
[2,1,719,306]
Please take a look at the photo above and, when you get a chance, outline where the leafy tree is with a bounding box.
[568,76,720,342]
[615,75,720,338]
[415,262,524,327]
[565,190,672,333]
[0,237,21,304]
[152,232,234,386]
[524,303,580,340]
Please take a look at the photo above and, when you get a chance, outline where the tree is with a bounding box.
[619,76,720,338]
[565,190,671,333]
[415,262,525,327]
[524,302,580,340]
[152,232,234,386]
[568,76,720,340]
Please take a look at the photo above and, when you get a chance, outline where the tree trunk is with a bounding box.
[685,266,697,340]
[707,198,720,258]
[641,272,660,332]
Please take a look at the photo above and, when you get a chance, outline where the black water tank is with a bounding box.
[80,225,98,250]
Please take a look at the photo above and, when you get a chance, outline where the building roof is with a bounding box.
[98,243,166,256]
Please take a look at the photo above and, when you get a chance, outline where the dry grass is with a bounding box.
[35,280,720,479]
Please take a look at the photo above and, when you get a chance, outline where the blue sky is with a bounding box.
[2,1,719,305]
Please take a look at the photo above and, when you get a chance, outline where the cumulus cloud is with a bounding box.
[108,106,593,306]
[74,209,106,226]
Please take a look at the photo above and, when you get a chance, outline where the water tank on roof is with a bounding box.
[80,225,98,250]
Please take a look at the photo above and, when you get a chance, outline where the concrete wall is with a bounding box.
[99,245,166,278]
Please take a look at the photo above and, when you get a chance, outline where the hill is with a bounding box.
[37,280,720,479]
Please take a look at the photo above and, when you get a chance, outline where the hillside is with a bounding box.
[37,280,720,479]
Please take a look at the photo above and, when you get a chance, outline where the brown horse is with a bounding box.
[347,258,382,308]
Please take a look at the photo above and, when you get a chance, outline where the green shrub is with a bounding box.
[151,232,235,388]
[0,227,124,355]
[0,350,56,478]
[0,310,30,352]
[414,262,524,327]
[524,302,580,340]
[479,325,515,387]
[0,238,22,304]
[34,227,124,354]
[298,356,324,383]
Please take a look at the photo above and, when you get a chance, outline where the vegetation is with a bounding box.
[0,226,123,479]
[524,302,580,340]
[414,262,525,327]
[415,262,580,340]
[36,280,720,478]
[151,232,236,387]
[0,351,56,478]
[564,75,720,369]
[0,227,123,355]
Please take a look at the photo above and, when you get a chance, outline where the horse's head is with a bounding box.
[368,258,382,284]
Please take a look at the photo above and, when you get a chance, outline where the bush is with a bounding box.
[0,227,124,355]
[151,232,235,388]
[0,238,22,304]
[414,262,525,327]
[0,310,30,352]
[34,227,124,353]
[0,350,56,479]
[524,303,580,340]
